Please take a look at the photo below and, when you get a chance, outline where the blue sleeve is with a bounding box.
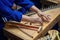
[0,1,22,22]
[15,0,34,10]
[18,8,27,14]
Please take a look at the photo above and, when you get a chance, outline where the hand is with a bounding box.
[37,11,51,22]
[30,5,51,22]
[29,16,43,25]
[22,15,43,25]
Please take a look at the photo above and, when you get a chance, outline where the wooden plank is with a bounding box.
[47,0,60,4]
[33,8,60,40]
[4,8,60,40]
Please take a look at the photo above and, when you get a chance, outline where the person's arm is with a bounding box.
[0,1,43,24]
[22,15,43,25]
[30,5,42,14]
[30,5,51,22]
[15,0,34,10]
[0,1,22,22]
[15,0,50,22]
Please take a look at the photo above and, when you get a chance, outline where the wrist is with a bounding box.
[22,15,31,22]
[38,10,42,13]
[37,11,42,16]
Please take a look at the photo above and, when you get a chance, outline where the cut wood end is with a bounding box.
[37,26,42,33]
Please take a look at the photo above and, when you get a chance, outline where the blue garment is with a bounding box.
[18,8,27,14]
[0,0,34,29]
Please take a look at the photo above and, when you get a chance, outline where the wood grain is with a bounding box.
[47,0,60,4]
[4,8,60,40]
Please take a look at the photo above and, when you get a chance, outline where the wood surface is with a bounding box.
[4,8,60,40]
[47,0,60,4]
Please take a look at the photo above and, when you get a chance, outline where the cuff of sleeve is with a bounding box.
[12,10,22,22]
[25,2,34,10]
[18,8,26,14]
[6,10,22,22]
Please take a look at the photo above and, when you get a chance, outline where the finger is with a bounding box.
[39,15,44,21]
[38,13,43,17]
[38,13,50,22]
[40,15,48,22]
[47,15,51,20]
[43,15,50,22]
[39,19,43,26]
[45,15,51,21]
[38,13,49,22]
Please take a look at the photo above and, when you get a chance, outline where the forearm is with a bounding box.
[21,15,31,22]
[30,5,42,13]
[21,5,42,22]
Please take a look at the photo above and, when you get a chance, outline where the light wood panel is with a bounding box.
[47,0,60,4]
[4,8,60,40]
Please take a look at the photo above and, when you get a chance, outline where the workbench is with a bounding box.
[4,8,60,40]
